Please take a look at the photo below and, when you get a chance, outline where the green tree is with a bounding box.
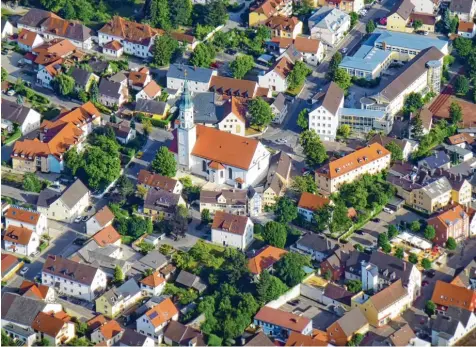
[412,19,423,30]
[61,0,76,19]
[40,0,66,11]
[425,300,436,316]
[346,279,362,293]
[262,221,287,248]
[190,43,216,67]
[152,35,179,67]
[169,0,192,27]
[274,197,298,223]
[332,68,352,91]
[387,224,399,239]
[408,252,418,264]
[1,67,8,81]
[287,61,312,90]
[455,75,470,95]
[347,333,364,346]
[207,334,223,346]
[52,74,75,96]
[249,97,274,128]
[68,337,92,346]
[37,338,51,346]
[201,209,211,223]
[82,146,121,190]
[274,252,310,287]
[78,89,88,102]
[403,92,423,116]
[116,175,134,199]
[411,113,424,139]
[446,237,457,250]
[256,271,288,304]
[327,52,342,80]
[113,265,124,284]
[324,269,332,280]
[453,37,473,58]
[205,0,228,27]
[424,225,436,241]
[313,204,333,232]
[337,124,352,139]
[350,11,359,27]
[22,173,43,193]
[150,0,171,29]
[443,9,452,33]
[395,247,404,259]
[64,149,84,176]
[297,109,309,130]
[378,233,389,248]
[421,258,432,270]
[410,220,421,233]
[329,202,351,234]
[366,19,376,33]
[89,80,99,103]
[230,54,255,79]
[291,175,317,193]
[151,146,177,177]
[382,243,392,254]
[2,329,15,346]
[385,141,404,162]
[450,16,459,33]
[299,130,328,166]
[449,101,463,124]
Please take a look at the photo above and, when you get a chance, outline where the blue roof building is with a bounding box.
[339,44,394,79]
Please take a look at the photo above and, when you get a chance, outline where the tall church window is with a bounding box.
[228,168,233,179]
[202,160,207,172]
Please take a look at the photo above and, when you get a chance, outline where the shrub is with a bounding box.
[351,76,381,88]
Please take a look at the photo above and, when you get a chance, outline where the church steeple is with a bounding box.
[177,72,196,171]
[179,75,194,129]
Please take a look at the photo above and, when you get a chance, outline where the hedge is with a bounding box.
[39,242,49,252]
[351,76,381,88]
[150,118,170,128]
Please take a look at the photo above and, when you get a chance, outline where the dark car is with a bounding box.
[372,218,381,223]
[73,238,86,246]
[84,206,93,212]
[426,269,436,278]
[225,49,237,55]
[355,230,364,235]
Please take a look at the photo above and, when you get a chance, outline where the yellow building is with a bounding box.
[264,16,303,39]
[95,279,142,319]
[263,152,292,207]
[386,0,414,33]
[135,99,169,120]
[449,178,472,206]
[317,0,364,13]
[249,0,293,27]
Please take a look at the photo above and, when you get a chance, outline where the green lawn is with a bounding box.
[286,83,304,97]
[3,128,21,145]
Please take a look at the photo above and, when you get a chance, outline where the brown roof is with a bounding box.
[447,133,474,145]
[170,32,196,44]
[286,331,329,346]
[313,82,344,116]
[294,35,321,53]
[432,96,476,127]
[272,57,294,79]
[146,298,179,328]
[298,192,330,211]
[369,134,408,151]
[191,125,260,170]
[419,108,433,130]
[428,204,468,235]
[265,15,300,32]
[92,206,115,228]
[138,169,179,192]
[410,12,436,25]
[99,320,123,340]
[459,20,475,33]
[393,0,415,20]
[163,321,205,345]
[99,16,158,45]
[19,280,50,300]
[200,189,247,205]
[377,47,444,103]
[251,0,284,17]
[3,225,34,246]
[31,311,69,337]
[248,245,288,274]
[129,68,149,87]
[316,143,390,179]
[255,306,311,332]
[18,29,40,47]
[142,80,162,98]
[93,225,121,247]
[1,254,20,276]
[140,271,166,288]
[4,206,41,225]
[245,332,275,346]
[211,211,249,236]
[210,75,258,98]
[104,40,122,50]
[33,38,75,66]
[87,315,107,331]
[388,324,416,346]
[43,255,100,286]
[370,279,407,312]
[222,96,247,123]
[431,280,476,311]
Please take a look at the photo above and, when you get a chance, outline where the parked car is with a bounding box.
[225,49,237,55]
[7,89,16,96]
[82,216,89,222]
[383,207,394,214]
[422,280,429,287]
[73,238,86,245]
[340,47,348,54]
[30,251,40,257]
[372,218,381,223]
[74,216,82,223]
[355,229,364,235]
[20,267,29,276]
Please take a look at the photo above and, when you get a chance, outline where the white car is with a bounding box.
[20,267,29,276]
[7,89,16,96]
[383,207,394,214]
[74,216,83,223]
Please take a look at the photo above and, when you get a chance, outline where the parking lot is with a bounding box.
[280,296,340,331]
[349,208,421,247]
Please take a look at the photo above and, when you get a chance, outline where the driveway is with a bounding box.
[1,184,39,204]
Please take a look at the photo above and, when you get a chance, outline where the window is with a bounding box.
[229,168,233,179]
[202,160,207,172]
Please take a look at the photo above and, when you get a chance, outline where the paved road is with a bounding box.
[1,184,39,204]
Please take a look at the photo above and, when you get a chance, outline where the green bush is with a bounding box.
[23,257,31,264]
[39,242,49,252]
[351,76,381,88]
[150,118,170,128]
[93,102,112,115]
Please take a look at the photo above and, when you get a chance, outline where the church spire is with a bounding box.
[179,70,195,130]
[180,71,193,110]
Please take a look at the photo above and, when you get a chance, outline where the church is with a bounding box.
[170,80,271,189]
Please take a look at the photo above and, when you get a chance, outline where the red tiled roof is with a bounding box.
[298,192,330,211]
[248,245,287,274]
[93,225,121,247]
[4,206,41,225]
[255,306,311,332]
[140,271,166,288]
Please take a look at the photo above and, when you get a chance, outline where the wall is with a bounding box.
[266,283,302,309]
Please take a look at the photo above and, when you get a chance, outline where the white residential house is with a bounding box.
[469,209,476,236]
[98,17,158,59]
[136,298,179,343]
[258,57,293,93]
[308,82,344,141]
[31,311,76,346]
[431,307,476,346]
[37,179,90,223]
[1,100,41,135]
[3,226,40,256]
[86,206,115,236]
[211,211,254,250]
[166,64,217,93]
[36,64,62,90]
[410,0,440,14]
[271,93,288,124]
[1,19,14,39]
[458,20,476,38]
[449,0,476,22]
[247,187,263,217]
[90,320,124,346]
[308,7,351,47]
[41,255,107,302]
[17,29,45,52]
[268,36,325,66]
[98,79,128,107]
[136,81,162,101]
[139,272,166,297]
[103,40,124,57]
[4,206,47,236]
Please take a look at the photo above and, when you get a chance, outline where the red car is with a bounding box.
[379,17,387,25]
[422,280,429,287]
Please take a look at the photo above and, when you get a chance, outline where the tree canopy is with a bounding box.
[249,97,274,128]
[53,74,75,96]
[152,35,179,67]
[151,146,177,177]
[299,130,328,166]
[287,61,311,90]
[385,141,404,162]
[256,271,288,304]
[190,43,216,67]
[274,197,298,223]
[274,252,310,287]
[262,221,287,248]
[230,55,255,79]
